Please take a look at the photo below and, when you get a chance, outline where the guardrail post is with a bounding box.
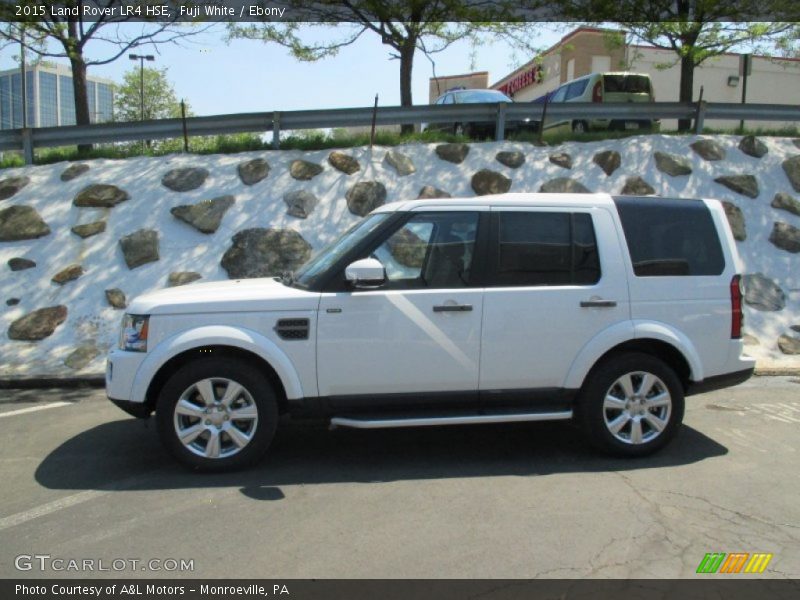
[21,128,33,164]
[694,101,707,134]
[272,112,280,149]
[496,103,506,141]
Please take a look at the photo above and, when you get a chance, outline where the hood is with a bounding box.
[127,277,320,315]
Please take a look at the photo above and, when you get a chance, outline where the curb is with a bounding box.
[0,376,105,390]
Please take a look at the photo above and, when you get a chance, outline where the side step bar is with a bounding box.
[330,410,573,430]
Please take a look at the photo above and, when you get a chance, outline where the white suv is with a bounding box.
[106,193,755,470]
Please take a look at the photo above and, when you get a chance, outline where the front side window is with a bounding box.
[565,79,589,100]
[370,212,479,289]
[493,212,600,286]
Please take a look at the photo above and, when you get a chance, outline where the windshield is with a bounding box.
[292,213,390,289]
[455,90,512,103]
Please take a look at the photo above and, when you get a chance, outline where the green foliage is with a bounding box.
[115,67,187,122]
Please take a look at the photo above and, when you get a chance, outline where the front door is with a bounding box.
[317,210,484,407]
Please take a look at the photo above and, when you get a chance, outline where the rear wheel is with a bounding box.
[578,352,684,457]
[572,120,588,133]
[156,358,278,471]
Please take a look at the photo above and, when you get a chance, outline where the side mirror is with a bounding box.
[345,258,386,288]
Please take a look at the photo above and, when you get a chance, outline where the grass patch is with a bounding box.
[2,124,797,170]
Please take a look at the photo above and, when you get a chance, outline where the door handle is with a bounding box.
[580,300,617,308]
[433,304,473,312]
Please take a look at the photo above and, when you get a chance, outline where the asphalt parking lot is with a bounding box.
[0,377,798,579]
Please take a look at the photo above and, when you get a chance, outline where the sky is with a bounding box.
[0,23,567,115]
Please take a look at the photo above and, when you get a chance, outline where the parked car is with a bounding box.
[538,72,658,133]
[424,88,537,138]
[107,193,754,471]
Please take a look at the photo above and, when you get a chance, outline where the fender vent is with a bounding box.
[274,318,310,340]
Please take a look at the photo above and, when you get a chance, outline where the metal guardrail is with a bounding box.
[1,101,798,163]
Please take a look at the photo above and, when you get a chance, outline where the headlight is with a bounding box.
[120,314,149,352]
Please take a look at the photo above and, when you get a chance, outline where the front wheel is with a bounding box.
[156,358,278,471]
[578,353,684,457]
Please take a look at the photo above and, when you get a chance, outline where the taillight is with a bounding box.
[730,275,743,339]
[592,81,602,103]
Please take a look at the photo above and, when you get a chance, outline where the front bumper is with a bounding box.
[105,348,148,405]
[108,396,153,418]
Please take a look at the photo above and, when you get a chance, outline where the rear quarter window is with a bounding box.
[613,197,725,276]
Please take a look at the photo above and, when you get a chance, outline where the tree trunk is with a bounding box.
[66,23,92,154]
[678,54,695,132]
[399,40,416,135]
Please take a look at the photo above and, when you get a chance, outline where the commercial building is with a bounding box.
[0,63,114,129]
[430,27,800,129]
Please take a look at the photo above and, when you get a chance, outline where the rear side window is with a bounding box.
[565,79,589,100]
[613,197,725,276]
[604,74,651,94]
[493,212,600,286]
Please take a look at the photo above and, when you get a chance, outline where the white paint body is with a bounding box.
[106,193,755,412]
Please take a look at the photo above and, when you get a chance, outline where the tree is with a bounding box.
[228,1,543,133]
[560,1,794,130]
[0,2,206,152]
[114,66,184,122]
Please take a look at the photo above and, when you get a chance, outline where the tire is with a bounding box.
[578,352,684,457]
[572,120,588,133]
[156,357,278,471]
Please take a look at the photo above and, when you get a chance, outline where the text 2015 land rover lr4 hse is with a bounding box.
[106,193,755,470]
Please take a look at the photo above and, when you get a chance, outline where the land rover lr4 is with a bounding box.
[107,193,755,470]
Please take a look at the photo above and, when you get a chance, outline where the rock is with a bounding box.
[221,228,312,279]
[471,169,512,196]
[237,159,270,185]
[654,151,692,177]
[8,305,67,341]
[621,176,656,196]
[52,264,84,285]
[162,167,209,192]
[0,206,50,241]
[690,139,726,161]
[64,345,99,370]
[290,159,323,180]
[105,288,126,309]
[593,150,621,176]
[328,151,360,175]
[8,257,36,271]
[346,181,387,217]
[539,177,591,194]
[782,156,800,193]
[792,325,800,334]
[743,334,760,346]
[435,143,470,164]
[0,176,30,201]
[71,220,106,238]
[6,298,19,306]
[168,271,202,287]
[738,136,768,159]
[119,229,159,269]
[73,184,129,207]
[714,175,759,199]
[284,190,319,219]
[777,334,800,355]
[60,163,90,182]
[495,151,525,169]
[771,192,800,217]
[384,150,416,176]
[171,195,235,234]
[743,273,785,311]
[549,152,573,169]
[722,202,746,241]
[769,221,800,253]
[417,186,451,200]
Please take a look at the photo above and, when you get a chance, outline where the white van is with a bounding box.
[540,72,657,133]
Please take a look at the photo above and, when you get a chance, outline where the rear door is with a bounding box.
[479,206,629,399]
